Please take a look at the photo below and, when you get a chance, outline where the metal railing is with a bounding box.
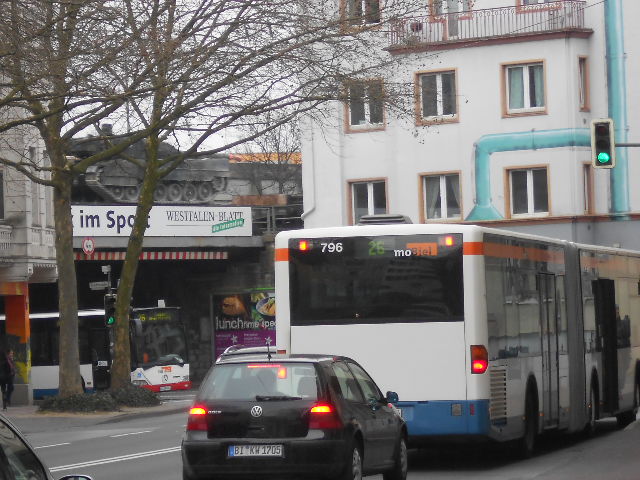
[252,205,303,235]
[389,1,586,48]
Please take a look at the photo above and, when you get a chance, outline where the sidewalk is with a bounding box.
[2,398,192,434]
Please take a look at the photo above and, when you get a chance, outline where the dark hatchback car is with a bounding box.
[181,350,407,480]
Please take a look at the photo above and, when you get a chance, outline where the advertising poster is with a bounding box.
[213,292,276,358]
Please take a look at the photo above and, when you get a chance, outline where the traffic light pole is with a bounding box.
[616,143,640,147]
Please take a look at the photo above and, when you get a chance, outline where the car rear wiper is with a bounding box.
[255,395,303,401]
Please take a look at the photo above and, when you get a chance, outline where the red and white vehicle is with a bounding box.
[130,307,192,392]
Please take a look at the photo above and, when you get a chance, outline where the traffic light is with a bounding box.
[104,293,117,326]
[591,118,616,168]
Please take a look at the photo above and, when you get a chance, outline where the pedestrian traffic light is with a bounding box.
[591,118,616,168]
[104,293,116,326]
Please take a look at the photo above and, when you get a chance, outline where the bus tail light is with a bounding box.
[187,406,208,431]
[309,403,342,429]
[470,345,488,374]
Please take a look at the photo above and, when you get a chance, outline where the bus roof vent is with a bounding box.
[357,214,413,225]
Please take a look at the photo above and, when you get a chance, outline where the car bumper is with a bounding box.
[182,437,347,479]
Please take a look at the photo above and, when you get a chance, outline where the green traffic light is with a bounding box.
[597,152,611,163]
[107,315,115,325]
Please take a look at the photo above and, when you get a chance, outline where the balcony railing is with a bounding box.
[389,1,587,49]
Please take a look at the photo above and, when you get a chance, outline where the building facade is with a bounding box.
[301,0,640,249]
[0,127,57,404]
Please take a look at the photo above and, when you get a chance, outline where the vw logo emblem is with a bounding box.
[250,406,263,417]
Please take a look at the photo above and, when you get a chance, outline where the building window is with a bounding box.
[417,70,457,124]
[579,57,589,111]
[583,163,593,214]
[432,0,471,15]
[504,62,545,114]
[343,0,380,25]
[43,151,54,227]
[509,168,548,216]
[422,173,461,220]
[29,147,41,226]
[0,171,4,219]
[351,180,386,223]
[346,80,384,131]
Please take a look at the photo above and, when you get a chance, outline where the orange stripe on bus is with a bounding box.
[464,242,564,264]
[275,248,289,262]
[463,242,484,255]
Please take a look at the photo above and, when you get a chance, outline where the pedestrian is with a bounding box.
[0,349,15,411]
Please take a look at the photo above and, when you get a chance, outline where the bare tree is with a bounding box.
[232,115,301,196]
[0,0,425,394]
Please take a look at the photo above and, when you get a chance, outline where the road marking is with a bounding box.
[49,446,181,472]
[110,430,152,438]
[35,442,71,449]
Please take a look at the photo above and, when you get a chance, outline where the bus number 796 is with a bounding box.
[321,242,343,253]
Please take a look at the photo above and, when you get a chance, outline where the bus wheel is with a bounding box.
[585,382,598,436]
[616,381,639,428]
[518,391,537,459]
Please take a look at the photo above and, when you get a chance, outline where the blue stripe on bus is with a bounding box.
[398,400,490,436]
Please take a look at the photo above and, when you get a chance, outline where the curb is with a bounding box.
[97,403,191,424]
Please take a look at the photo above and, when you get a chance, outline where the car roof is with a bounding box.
[216,348,353,365]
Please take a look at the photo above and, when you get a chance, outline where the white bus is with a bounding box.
[28,309,111,399]
[2,306,191,399]
[130,307,192,392]
[274,223,640,453]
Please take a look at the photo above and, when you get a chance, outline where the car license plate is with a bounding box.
[228,444,284,457]
[159,386,171,391]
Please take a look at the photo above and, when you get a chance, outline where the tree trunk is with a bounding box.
[52,154,83,397]
[110,160,160,390]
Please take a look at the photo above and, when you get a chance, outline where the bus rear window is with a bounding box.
[288,234,464,325]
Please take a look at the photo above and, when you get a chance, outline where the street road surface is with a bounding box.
[23,406,640,480]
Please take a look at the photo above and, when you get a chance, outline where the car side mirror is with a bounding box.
[368,397,380,411]
[386,391,399,404]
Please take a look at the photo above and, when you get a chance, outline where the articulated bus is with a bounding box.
[274,224,640,452]
[2,306,191,399]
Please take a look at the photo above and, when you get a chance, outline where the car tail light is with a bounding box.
[470,345,488,374]
[309,403,342,429]
[187,406,208,431]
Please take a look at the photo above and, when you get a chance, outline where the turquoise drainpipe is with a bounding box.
[605,0,630,217]
[466,0,629,221]
[466,129,590,221]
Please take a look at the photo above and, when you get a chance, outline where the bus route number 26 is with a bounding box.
[321,242,343,253]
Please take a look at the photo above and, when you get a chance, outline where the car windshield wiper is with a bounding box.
[255,395,303,401]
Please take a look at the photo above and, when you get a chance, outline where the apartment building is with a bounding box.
[301,0,640,249]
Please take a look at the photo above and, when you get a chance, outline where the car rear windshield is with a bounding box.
[288,234,464,325]
[199,362,319,401]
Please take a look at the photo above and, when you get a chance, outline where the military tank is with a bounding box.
[84,156,231,204]
[69,130,232,204]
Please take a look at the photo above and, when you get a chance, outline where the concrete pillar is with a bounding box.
[3,282,32,405]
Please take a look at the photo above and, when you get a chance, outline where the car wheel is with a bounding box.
[382,436,407,480]
[337,442,363,480]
